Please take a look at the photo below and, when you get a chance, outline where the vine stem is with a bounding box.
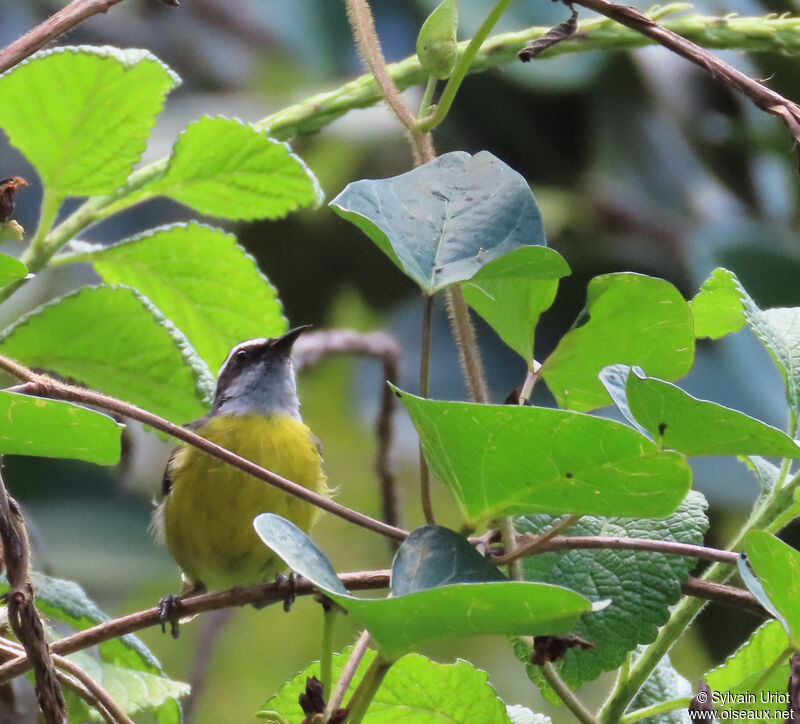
[417,0,515,132]
[320,603,338,701]
[540,662,600,724]
[0,354,409,542]
[326,630,371,717]
[419,293,436,525]
[618,697,692,724]
[344,651,394,724]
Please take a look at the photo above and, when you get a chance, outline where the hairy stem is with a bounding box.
[344,651,394,724]
[326,630,371,717]
[419,294,436,525]
[540,662,600,724]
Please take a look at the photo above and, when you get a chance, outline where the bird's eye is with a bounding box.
[235,348,249,361]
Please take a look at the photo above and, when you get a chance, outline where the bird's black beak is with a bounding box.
[273,324,311,353]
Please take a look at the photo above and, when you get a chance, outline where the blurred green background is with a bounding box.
[3,0,800,720]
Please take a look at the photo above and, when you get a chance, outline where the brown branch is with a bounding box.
[0,570,392,685]
[494,515,579,565]
[326,629,371,717]
[0,353,408,543]
[0,465,66,722]
[0,0,130,75]
[344,0,435,164]
[681,578,765,617]
[293,330,404,539]
[566,0,800,168]
[514,534,740,565]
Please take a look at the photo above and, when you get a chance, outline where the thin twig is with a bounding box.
[0,566,763,687]
[567,0,800,169]
[0,354,408,542]
[0,0,130,74]
[0,570,391,686]
[540,662,601,724]
[182,609,232,724]
[495,515,580,566]
[293,330,404,539]
[525,534,739,565]
[326,630,372,717]
[0,464,66,722]
[0,637,134,724]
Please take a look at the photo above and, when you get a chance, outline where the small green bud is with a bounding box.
[416,0,458,81]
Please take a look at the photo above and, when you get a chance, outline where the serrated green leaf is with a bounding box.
[541,273,694,411]
[330,151,546,294]
[417,0,459,79]
[744,531,800,647]
[619,367,800,457]
[0,391,122,464]
[462,246,570,361]
[505,706,551,724]
[135,116,321,220]
[62,222,286,372]
[629,649,693,724]
[0,46,178,197]
[255,514,593,660]
[391,525,505,596]
[0,253,27,287]
[691,267,746,339]
[517,491,708,689]
[396,389,692,525]
[0,572,162,674]
[706,620,790,720]
[64,649,188,722]
[260,648,513,723]
[0,285,213,424]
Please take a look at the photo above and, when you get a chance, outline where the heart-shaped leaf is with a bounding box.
[330,151,546,294]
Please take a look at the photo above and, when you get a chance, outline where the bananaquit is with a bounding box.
[152,326,328,593]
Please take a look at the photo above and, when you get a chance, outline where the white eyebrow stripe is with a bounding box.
[217,338,270,377]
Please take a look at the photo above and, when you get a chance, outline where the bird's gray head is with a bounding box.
[212,326,308,418]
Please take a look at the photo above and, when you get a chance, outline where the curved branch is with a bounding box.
[0,353,408,542]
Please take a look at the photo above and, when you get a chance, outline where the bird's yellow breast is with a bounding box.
[161,413,327,591]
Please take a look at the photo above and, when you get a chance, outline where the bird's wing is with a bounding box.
[161,414,210,497]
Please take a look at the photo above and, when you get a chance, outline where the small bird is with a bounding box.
[152,327,328,594]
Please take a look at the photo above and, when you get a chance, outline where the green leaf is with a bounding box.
[254,514,594,660]
[417,0,459,80]
[62,222,287,372]
[0,285,213,424]
[618,367,800,457]
[260,649,512,723]
[0,253,27,287]
[541,273,695,411]
[629,649,692,724]
[744,530,800,647]
[396,389,692,526]
[137,116,322,220]
[64,650,188,722]
[0,572,163,674]
[706,620,790,720]
[391,526,505,596]
[0,392,122,464]
[690,267,746,339]
[517,491,708,689]
[462,246,570,361]
[330,151,546,294]
[0,46,178,197]
[704,267,800,417]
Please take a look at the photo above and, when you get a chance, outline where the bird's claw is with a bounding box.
[275,571,298,612]
[158,594,183,639]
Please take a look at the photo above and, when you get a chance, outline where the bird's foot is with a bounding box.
[158,595,184,639]
[277,571,298,612]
